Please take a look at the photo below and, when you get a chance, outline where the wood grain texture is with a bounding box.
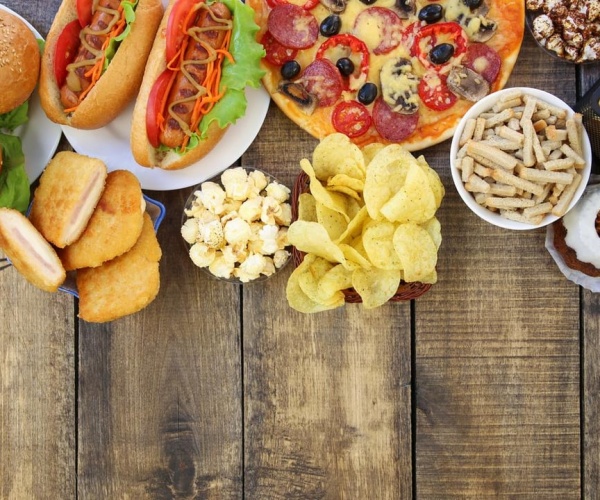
[414,36,581,498]
[580,63,600,500]
[76,190,243,499]
[0,254,76,499]
[242,109,413,499]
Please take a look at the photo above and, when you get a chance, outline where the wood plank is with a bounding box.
[76,190,243,498]
[242,108,413,499]
[414,34,581,498]
[579,63,600,500]
[0,253,76,498]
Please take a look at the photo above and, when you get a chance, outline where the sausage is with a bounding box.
[60,0,122,109]
[160,2,231,149]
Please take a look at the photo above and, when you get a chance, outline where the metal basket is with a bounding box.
[291,172,432,303]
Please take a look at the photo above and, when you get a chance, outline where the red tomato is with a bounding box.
[166,0,199,64]
[332,101,372,138]
[54,20,82,87]
[76,0,93,27]
[418,73,457,111]
[146,69,174,148]
[261,32,298,66]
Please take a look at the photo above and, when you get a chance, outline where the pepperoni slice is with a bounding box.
[353,7,403,55]
[462,43,501,84]
[418,73,457,111]
[372,98,419,141]
[301,59,343,107]
[332,101,372,138]
[267,4,319,50]
[261,32,298,66]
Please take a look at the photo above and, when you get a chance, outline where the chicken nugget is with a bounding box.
[29,151,107,248]
[58,170,145,270]
[0,208,66,292]
[76,213,161,322]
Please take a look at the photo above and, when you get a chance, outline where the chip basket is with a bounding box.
[291,172,432,303]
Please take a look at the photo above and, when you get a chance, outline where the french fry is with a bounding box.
[485,196,536,209]
[459,118,476,146]
[467,140,519,170]
[551,173,582,217]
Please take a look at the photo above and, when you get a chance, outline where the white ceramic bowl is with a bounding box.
[450,87,592,230]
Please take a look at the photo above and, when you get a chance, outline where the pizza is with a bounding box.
[247,0,525,150]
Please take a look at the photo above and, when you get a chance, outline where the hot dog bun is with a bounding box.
[131,0,228,170]
[39,0,163,129]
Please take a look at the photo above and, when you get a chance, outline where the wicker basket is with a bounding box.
[291,172,432,302]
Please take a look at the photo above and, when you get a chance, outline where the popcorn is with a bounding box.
[182,168,292,282]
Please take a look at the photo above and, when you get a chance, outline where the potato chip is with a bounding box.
[362,143,386,166]
[288,220,346,265]
[298,193,317,222]
[301,159,352,222]
[379,163,436,224]
[362,220,403,270]
[327,174,365,193]
[416,155,445,209]
[339,243,372,270]
[287,259,344,313]
[393,223,437,283]
[327,184,362,202]
[312,133,366,181]
[316,202,347,241]
[318,264,353,299]
[420,217,442,249]
[297,254,342,305]
[335,206,369,244]
[351,267,401,309]
[363,145,415,220]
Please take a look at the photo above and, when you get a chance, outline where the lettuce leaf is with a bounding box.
[0,102,29,131]
[103,0,139,72]
[168,0,266,154]
[0,133,29,213]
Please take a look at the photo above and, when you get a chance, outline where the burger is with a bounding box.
[0,9,41,212]
[548,184,600,287]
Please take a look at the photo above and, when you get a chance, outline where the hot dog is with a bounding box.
[39,0,163,129]
[130,0,266,170]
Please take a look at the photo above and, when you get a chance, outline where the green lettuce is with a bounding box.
[0,102,29,131]
[0,133,29,213]
[168,0,266,154]
[103,0,139,72]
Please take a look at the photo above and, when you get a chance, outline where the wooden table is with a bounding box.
[1,1,599,498]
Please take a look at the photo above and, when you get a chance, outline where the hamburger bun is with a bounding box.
[0,9,40,114]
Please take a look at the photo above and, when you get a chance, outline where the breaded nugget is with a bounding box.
[29,151,107,248]
[76,213,161,322]
[0,208,66,292]
[58,170,145,270]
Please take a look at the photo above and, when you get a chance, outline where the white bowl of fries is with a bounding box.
[450,87,592,230]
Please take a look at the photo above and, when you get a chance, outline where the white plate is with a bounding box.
[62,87,271,191]
[0,5,63,185]
[59,0,271,191]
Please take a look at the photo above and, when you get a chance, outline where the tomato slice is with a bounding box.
[418,73,457,111]
[146,69,174,148]
[76,0,93,28]
[261,32,298,66]
[166,0,199,64]
[332,101,372,138]
[54,20,82,87]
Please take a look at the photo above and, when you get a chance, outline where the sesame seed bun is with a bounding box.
[0,9,40,115]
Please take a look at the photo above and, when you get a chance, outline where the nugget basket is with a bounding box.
[291,172,432,303]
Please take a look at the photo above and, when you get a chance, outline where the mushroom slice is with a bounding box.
[468,16,498,42]
[319,0,346,13]
[380,57,419,114]
[394,0,416,18]
[278,82,317,115]
[447,66,490,102]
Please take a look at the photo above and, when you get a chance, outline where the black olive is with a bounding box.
[418,4,443,24]
[320,15,341,37]
[429,43,454,65]
[395,0,414,12]
[463,0,483,8]
[360,0,377,5]
[336,57,354,77]
[358,82,377,105]
[280,60,301,80]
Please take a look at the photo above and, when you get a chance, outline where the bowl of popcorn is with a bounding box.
[526,0,600,64]
[181,167,292,283]
[450,87,592,230]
